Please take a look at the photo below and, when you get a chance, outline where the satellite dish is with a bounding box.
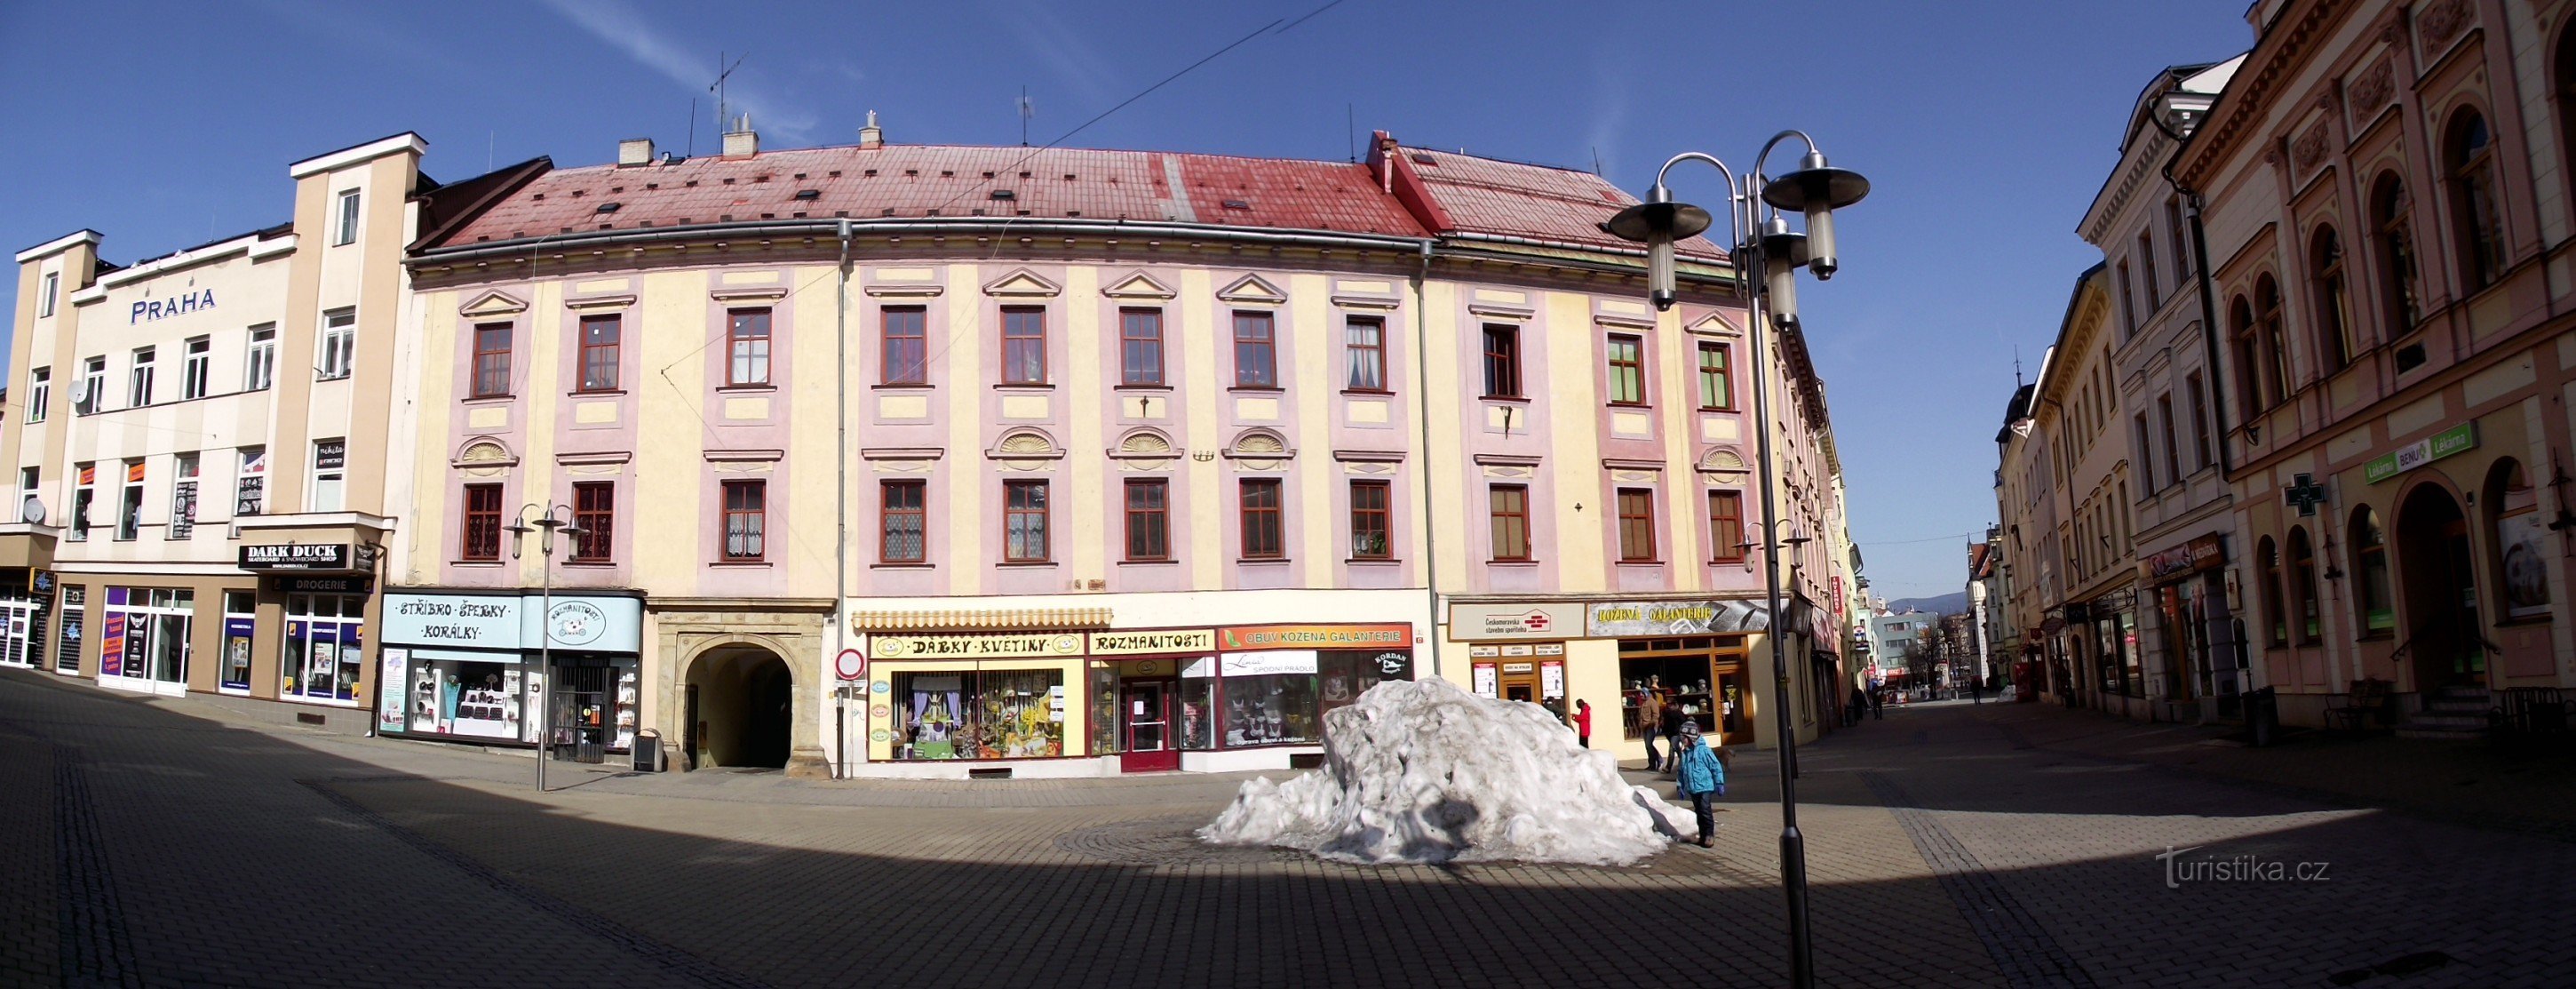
[20,497,44,525]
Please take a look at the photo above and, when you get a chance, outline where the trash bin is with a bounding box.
[632,729,663,773]
[2246,687,2279,747]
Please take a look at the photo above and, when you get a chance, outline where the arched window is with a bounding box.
[2488,459,2551,620]
[2312,226,2355,372]
[2229,296,2262,414]
[2351,506,2393,638]
[2259,535,2286,648]
[2560,25,2576,219]
[2289,526,2321,645]
[2255,275,2290,406]
[2372,174,2421,333]
[2448,108,2505,291]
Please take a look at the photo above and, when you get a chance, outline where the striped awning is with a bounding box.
[848,606,1114,632]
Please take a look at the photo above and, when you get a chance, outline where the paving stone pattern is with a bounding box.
[2,669,2571,987]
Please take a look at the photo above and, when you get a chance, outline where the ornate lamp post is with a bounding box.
[1603,132,1868,989]
[505,504,584,792]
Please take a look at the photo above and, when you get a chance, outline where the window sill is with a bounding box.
[709,560,772,568]
[1710,557,1749,566]
[2495,615,2555,628]
[715,384,776,395]
[872,381,934,390]
[871,562,934,570]
[1227,385,1284,395]
[1341,387,1395,397]
[1345,557,1400,565]
[1239,557,1291,565]
[1608,402,1651,411]
[314,373,354,383]
[570,389,627,398]
[996,561,1057,568]
[1480,395,1530,404]
[1697,406,1736,414]
[994,382,1055,391]
[1617,559,1665,566]
[1117,558,1178,566]
[562,560,616,568]
[451,560,505,567]
[1114,384,1173,393]
[2356,632,2395,642]
[1487,558,1540,566]
[465,394,514,403]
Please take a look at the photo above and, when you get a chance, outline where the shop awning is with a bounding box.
[848,606,1114,633]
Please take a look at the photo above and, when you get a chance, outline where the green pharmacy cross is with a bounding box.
[2284,474,2330,517]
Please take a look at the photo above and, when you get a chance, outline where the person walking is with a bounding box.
[1848,685,1869,727]
[1970,675,1984,705]
[1637,690,1666,770]
[1869,685,1885,720]
[1571,698,1594,748]
[1658,701,1686,776]
[1674,722,1726,848]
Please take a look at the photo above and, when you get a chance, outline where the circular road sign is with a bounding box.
[835,648,866,682]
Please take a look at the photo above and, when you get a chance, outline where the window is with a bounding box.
[2289,527,2321,645]
[2186,373,2213,470]
[2267,540,2287,649]
[2133,412,2155,492]
[727,309,772,386]
[1697,342,1732,411]
[319,309,356,380]
[721,480,767,561]
[880,480,926,563]
[1606,334,1646,405]
[335,189,362,246]
[2116,261,2137,339]
[1123,479,1168,562]
[17,468,36,523]
[25,368,46,424]
[220,592,254,690]
[2492,459,2551,620]
[281,593,363,702]
[1000,307,1046,385]
[2448,109,2506,291]
[232,449,266,528]
[168,454,198,540]
[2227,297,2261,414]
[472,323,512,397]
[1482,324,1523,398]
[2255,276,2288,407]
[880,307,926,384]
[115,461,144,540]
[2311,227,2354,372]
[245,325,276,392]
[1349,480,1392,560]
[1709,491,1745,562]
[571,481,615,562]
[1232,311,1276,387]
[38,272,57,318]
[578,315,621,392]
[2137,232,2161,313]
[2157,394,2181,489]
[1616,488,1656,562]
[1489,484,1530,562]
[128,347,155,408]
[1002,480,1048,562]
[77,357,103,415]
[1345,316,1387,391]
[2166,196,2191,278]
[308,439,345,513]
[1120,309,1165,386]
[2352,506,2394,637]
[68,464,94,541]
[2373,175,2422,334]
[181,338,211,400]
[1239,478,1284,560]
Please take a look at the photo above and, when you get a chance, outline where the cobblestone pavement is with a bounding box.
[4,668,2572,988]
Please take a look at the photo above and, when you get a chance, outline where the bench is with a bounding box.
[2326,678,2394,732]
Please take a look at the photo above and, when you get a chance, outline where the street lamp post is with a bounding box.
[506,504,585,793]
[1604,132,1867,989]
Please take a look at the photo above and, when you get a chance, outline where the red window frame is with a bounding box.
[1697,342,1733,411]
[1345,316,1387,393]
[461,483,503,561]
[1606,335,1646,406]
[720,480,767,562]
[1239,478,1284,559]
[1489,484,1530,562]
[577,315,621,393]
[1709,491,1745,563]
[881,307,926,385]
[1233,311,1277,387]
[1482,324,1522,398]
[1616,488,1656,562]
[1001,307,1047,386]
[880,479,926,563]
[1349,480,1391,560]
[570,481,614,562]
[727,309,772,386]
[1004,479,1050,562]
[1120,309,1165,387]
[471,323,511,398]
[1123,478,1168,562]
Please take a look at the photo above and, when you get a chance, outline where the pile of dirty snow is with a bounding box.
[1199,677,1685,865]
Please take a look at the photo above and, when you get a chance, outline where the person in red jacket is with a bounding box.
[1570,698,1594,748]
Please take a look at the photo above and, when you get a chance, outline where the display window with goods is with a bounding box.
[1616,635,1751,745]
[891,668,1066,761]
[397,650,535,742]
[57,586,86,674]
[219,592,255,693]
[281,594,366,705]
[99,587,192,695]
[376,591,643,749]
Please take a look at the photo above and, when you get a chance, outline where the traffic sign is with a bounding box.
[834,648,866,682]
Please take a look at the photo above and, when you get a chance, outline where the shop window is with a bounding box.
[1616,488,1656,562]
[1232,311,1276,387]
[721,480,767,561]
[1697,342,1731,411]
[2289,527,2320,645]
[578,314,621,392]
[1345,316,1387,392]
[1618,636,1749,743]
[404,653,530,741]
[881,307,926,384]
[57,586,85,674]
[1000,307,1046,385]
[2491,459,2551,620]
[1239,478,1284,560]
[1605,334,1645,405]
[890,669,1064,760]
[319,309,355,380]
[462,483,504,561]
[1709,491,1745,562]
[727,308,772,386]
[880,480,926,563]
[1124,479,1168,562]
[1489,484,1530,562]
[282,594,365,703]
[1003,479,1048,562]
[220,592,255,691]
[2351,506,2394,637]
[103,587,192,688]
[245,325,277,392]
[1222,651,1321,746]
[2448,108,2505,291]
[1349,480,1390,560]
[1121,308,1165,386]
[1482,324,1523,398]
[571,481,615,562]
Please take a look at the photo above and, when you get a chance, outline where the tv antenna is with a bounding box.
[1018,86,1036,147]
[711,51,749,139]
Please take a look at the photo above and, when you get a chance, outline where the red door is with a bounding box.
[1120,679,1180,773]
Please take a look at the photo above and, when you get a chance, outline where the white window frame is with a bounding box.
[182,337,211,401]
[25,368,47,424]
[128,347,155,408]
[245,324,277,392]
[309,438,346,513]
[68,464,94,541]
[18,467,39,523]
[335,189,362,246]
[76,357,104,415]
[115,461,144,541]
[39,272,59,318]
[168,453,199,540]
[231,447,266,538]
[318,310,355,380]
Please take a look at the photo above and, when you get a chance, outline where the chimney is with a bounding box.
[722,114,758,158]
[857,110,884,150]
[616,137,655,167]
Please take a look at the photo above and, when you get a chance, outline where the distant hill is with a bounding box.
[1885,591,1968,616]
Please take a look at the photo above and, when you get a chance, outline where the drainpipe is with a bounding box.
[2154,115,2233,482]
[833,219,852,778]
[1410,239,1443,679]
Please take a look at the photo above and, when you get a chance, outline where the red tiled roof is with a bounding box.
[435,144,1429,247]
[1398,148,1722,259]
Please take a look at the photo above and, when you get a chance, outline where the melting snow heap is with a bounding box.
[1200,677,1686,865]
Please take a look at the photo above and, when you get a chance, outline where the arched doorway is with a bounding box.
[683,646,793,770]
[2394,483,2485,690]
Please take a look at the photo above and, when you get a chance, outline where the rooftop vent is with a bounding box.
[617,138,655,167]
[721,113,759,158]
[1411,154,1438,166]
[596,202,621,213]
[990,189,1016,201]
[1220,199,1251,211]
[794,189,821,200]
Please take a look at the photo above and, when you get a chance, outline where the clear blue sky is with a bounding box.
[0,0,2254,602]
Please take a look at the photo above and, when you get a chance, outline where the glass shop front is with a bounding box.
[376,590,643,760]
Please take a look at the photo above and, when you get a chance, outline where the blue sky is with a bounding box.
[0,0,2255,602]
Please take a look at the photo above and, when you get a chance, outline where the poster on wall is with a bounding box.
[1473,662,1498,697]
[100,609,126,677]
[378,649,409,732]
[1541,660,1565,700]
[2499,509,2552,620]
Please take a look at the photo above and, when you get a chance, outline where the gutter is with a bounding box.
[2152,112,2233,483]
[833,219,852,778]
[1409,239,1443,681]
[410,217,1428,266]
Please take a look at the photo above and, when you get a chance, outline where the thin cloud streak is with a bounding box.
[537,0,820,141]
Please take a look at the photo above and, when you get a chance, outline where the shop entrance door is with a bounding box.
[1120,679,1179,773]
[0,599,36,667]
[2397,483,2487,690]
[1713,665,1752,745]
[552,665,610,764]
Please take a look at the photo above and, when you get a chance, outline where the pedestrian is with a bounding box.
[1869,685,1885,720]
[1638,690,1666,770]
[1970,676,1984,705]
[1674,722,1725,848]
[1848,685,1869,727]
[1571,698,1594,748]
[1658,701,1687,775]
